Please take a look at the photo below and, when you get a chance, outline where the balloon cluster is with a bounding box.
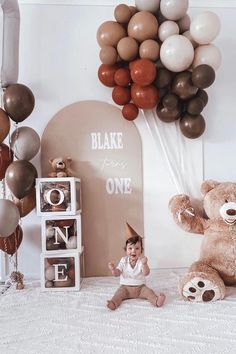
[97,0,221,138]
[0,83,40,255]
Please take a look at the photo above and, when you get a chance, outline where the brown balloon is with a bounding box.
[122,103,139,120]
[13,188,36,217]
[128,11,158,43]
[3,84,35,123]
[130,59,157,86]
[131,84,158,109]
[156,104,182,123]
[0,108,10,143]
[154,68,172,89]
[5,160,38,199]
[97,21,126,48]
[99,46,118,65]
[112,86,131,105]
[98,64,118,87]
[191,64,215,89]
[180,114,206,139]
[114,4,132,24]
[187,97,204,115]
[0,143,14,180]
[162,94,180,110]
[0,225,23,256]
[196,89,208,107]
[172,71,198,100]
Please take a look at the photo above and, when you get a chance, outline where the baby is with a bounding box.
[107,223,166,310]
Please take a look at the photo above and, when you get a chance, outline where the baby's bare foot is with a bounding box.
[107,300,116,310]
[156,293,166,307]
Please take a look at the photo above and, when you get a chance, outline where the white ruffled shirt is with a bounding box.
[117,256,145,286]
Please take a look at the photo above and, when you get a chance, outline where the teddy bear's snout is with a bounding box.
[220,202,236,224]
[226,209,236,216]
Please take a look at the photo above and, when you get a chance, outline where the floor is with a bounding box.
[0,269,236,354]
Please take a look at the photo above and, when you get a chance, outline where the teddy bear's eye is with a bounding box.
[225,199,229,203]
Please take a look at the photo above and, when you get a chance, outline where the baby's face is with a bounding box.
[126,241,142,262]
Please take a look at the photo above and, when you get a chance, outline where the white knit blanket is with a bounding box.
[0,269,236,354]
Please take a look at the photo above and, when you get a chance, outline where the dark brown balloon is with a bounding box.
[154,68,172,89]
[13,188,36,217]
[131,84,158,109]
[122,103,139,120]
[172,71,198,100]
[5,160,38,199]
[0,143,13,180]
[0,108,10,143]
[162,94,179,110]
[196,89,208,107]
[112,86,131,105]
[187,97,204,115]
[191,64,215,89]
[3,84,35,123]
[98,64,118,87]
[180,114,206,139]
[156,105,182,123]
[0,225,23,256]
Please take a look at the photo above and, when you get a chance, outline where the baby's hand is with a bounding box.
[141,256,148,265]
[108,262,115,271]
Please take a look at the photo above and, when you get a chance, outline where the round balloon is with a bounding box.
[0,108,10,143]
[13,187,36,217]
[192,44,222,71]
[0,143,14,180]
[177,14,190,33]
[191,64,215,89]
[190,11,221,45]
[10,126,41,161]
[3,84,35,123]
[135,0,160,13]
[130,59,157,86]
[112,86,131,105]
[131,84,158,109]
[0,225,23,255]
[128,11,158,43]
[98,64,118,87]
[117,37,139,61]
[97,21,126,47]
[0,199,20,237]
[172,71,198,100]
[180,113,205,139]
[114,4,132,24]
[160,35,194,72]
[158,20,179,42]
[160,0,189,21]
[99,46,118,65]
[122,103,139,121]
[5,160,38,199]
[139,39,160,62]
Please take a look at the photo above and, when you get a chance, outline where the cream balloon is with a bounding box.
[193,44,222,71]
[190,11,221,45]
[158,20,179,42]
[0,199,20,237]
[135,0,160,13]
[66,236,77,250]
[160,34,194,72]
[160,0,189,21]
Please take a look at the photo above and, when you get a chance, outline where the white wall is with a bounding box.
[1,0,235,278]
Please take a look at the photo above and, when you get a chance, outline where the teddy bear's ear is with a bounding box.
[49,158,53,165]
[201,180,220,196]
[67,157,72,163]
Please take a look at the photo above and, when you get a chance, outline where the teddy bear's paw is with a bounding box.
[182,276,222,302]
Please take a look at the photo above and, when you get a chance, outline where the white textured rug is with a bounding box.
[1,269,236,354]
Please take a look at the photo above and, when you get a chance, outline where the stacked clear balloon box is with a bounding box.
[97,0,221,139]
[0,84,40,256]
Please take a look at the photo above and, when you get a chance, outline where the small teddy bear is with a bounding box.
[48,157,72,178]
[169,180,236,303]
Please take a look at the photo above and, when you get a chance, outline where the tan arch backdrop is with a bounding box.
[41,100,144,276]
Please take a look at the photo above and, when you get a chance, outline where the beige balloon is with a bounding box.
[128,11,158,43]
[97,21,126,48]
[193,44,222,71]
[0,108,10,143]
[183,30,198,49]
[114,4,132,24]
[177,14,190,33]
[139,39,160,61]
[99,46,118,65]
[117,37,139,61]
[10,126,40,161]
[158,20,179,42]
[160,0,189,21]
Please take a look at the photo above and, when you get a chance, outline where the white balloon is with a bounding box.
[66,236,77,249]
[190,11,221,45]
[135,0,160,13]
[45,266,55,281]
[177,14,190,33]
[160,0,189,21]
[158,20,179,42]
[160,34,194,72]
[0,0,20,87]
[193,44,222,71]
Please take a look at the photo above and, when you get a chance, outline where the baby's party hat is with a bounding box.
[125,222,141,240]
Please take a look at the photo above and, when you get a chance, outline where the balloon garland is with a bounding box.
[97,0,221,139]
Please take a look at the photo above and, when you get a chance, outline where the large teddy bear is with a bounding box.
[169,180,236,302]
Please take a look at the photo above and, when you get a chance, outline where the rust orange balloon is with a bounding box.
[98,64,118,87]
[122,103,139,120]
[112,86,131,106]
[130,59,157,86]
[131,84,158,109]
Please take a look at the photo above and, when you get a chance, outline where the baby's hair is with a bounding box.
[124,235,143,251]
